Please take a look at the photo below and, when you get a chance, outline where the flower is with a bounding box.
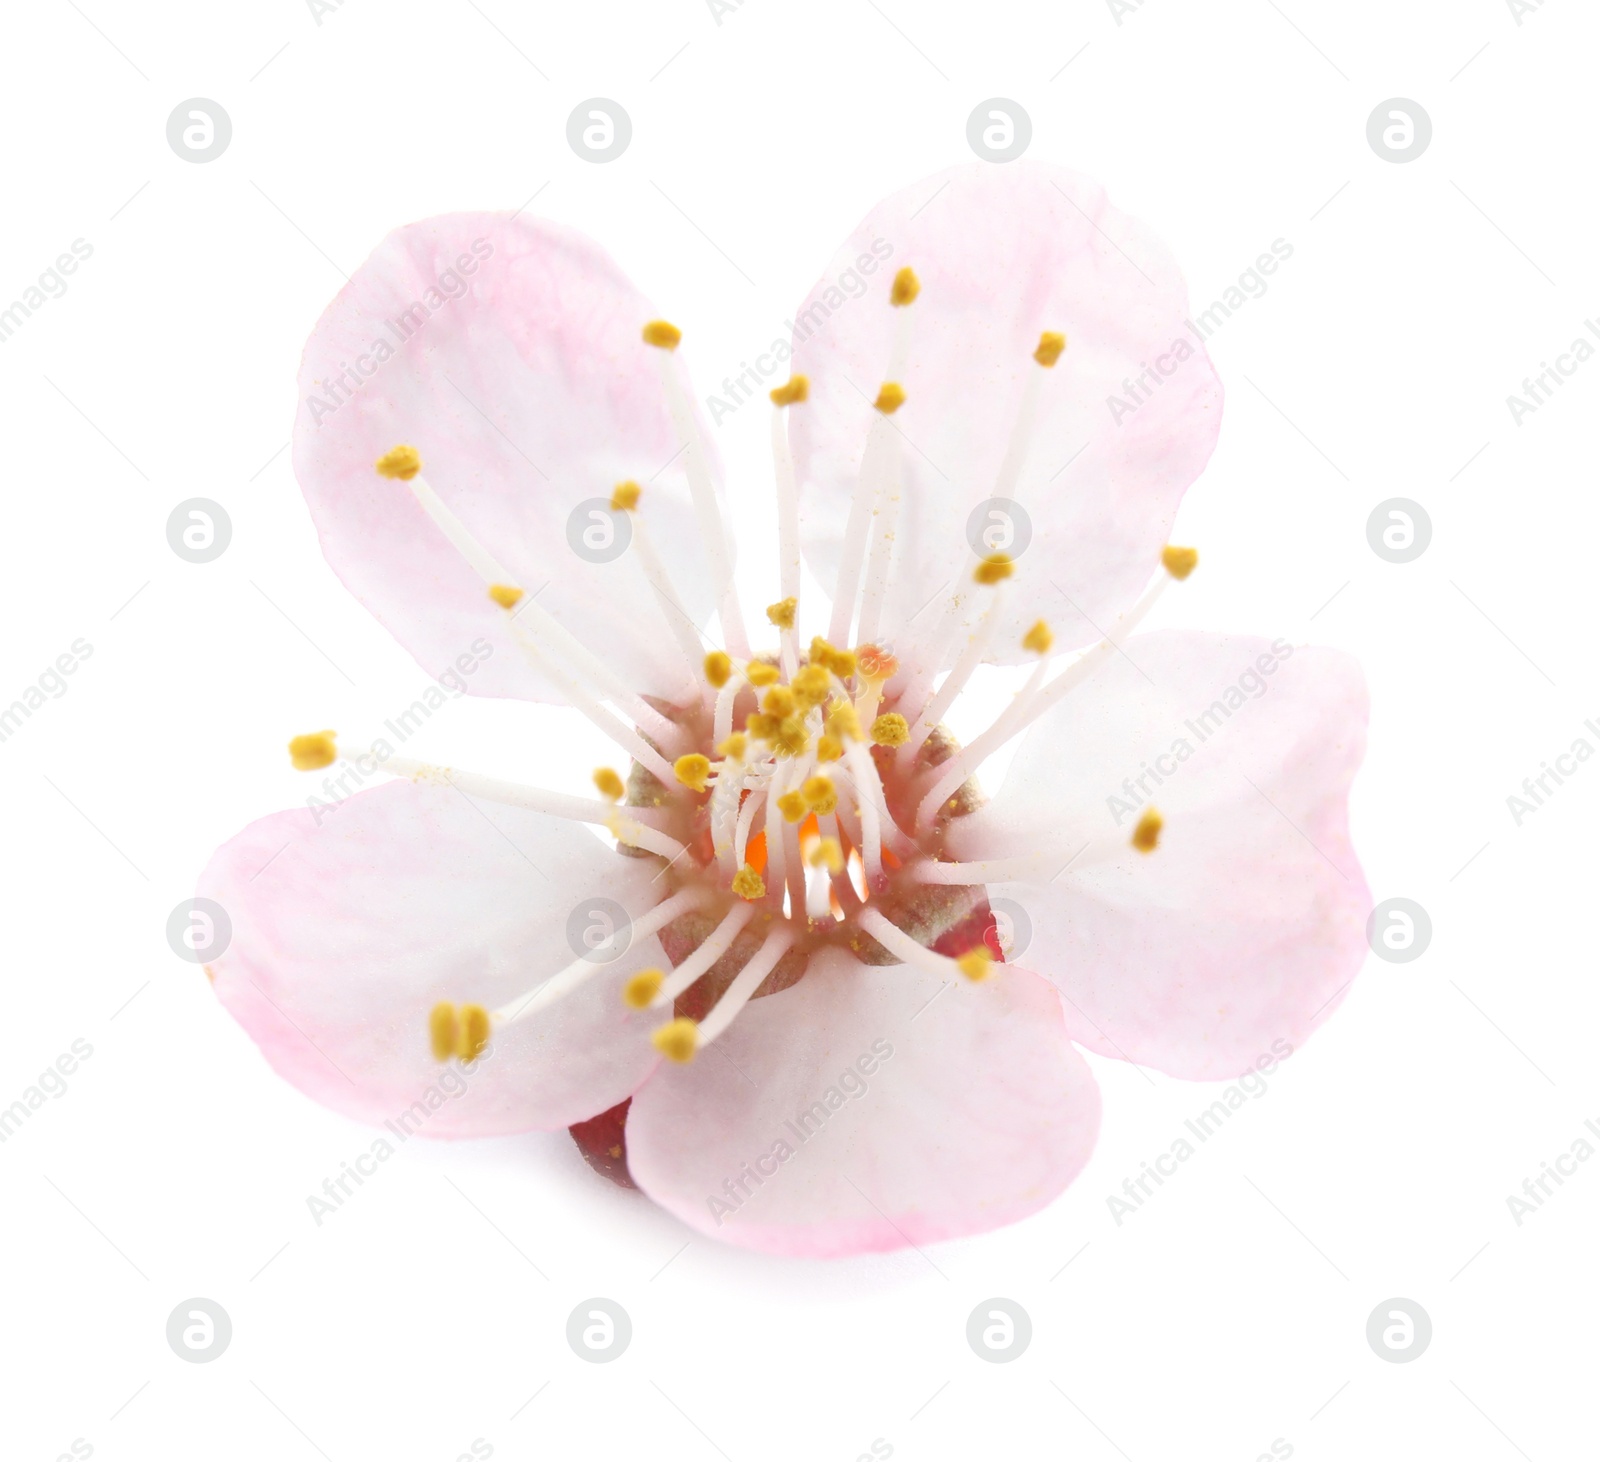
[198,161,1369,1258]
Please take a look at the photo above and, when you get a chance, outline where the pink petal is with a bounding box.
[948,630,1370,1079]
[624,947,1100,1256]
[294,213,725,705]
[198,779,671,1137]
[789,162,1222,664]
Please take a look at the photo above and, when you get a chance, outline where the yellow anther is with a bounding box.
[593,767,625,802]
[488,583,523,609]
[704,650,732,689]
[652,1017,699,1063]
[827,702,863,744]
[456,1003,491,1061]
[717,732,748,761]
[674,753,712,794]
[769,375,809,406]
[808,638,857,679]
[791,664,832,710]
[801,775,838,815]
[611,479,641,512]
[874,382,907,415]
[745,711,777,740]
[777,790,807,823]
[428,1002,457,1061]
[766,597,798,630]
[375,444,421,480]
[732,865,766,900]
[622,968,665,1010]
[974,553,1014,585]
[770,716,809,758]
[809,837,844,874]
[1033,331,1067,368]
[1162,545,1199,581]
[870,712,909,747]
[642,319,682,350]
[289,731,337,771]
[890,266,921,306]
[745,661,781,687]
[762,686,797,718]
[1023,620,1054,655]
[816,734,843,763]
[957,949,994,983]
[1132,806,1164,853]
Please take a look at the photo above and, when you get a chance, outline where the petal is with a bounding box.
[294,212,725,705]
[789,162,1222,664]
[948,630,1370,1079]
[625,948,1100,1256]
[198,779,671,1137]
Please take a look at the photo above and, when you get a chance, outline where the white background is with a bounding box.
[2,1,1595,1458]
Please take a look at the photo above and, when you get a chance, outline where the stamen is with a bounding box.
[869,713,909,747]
[732,865,766,900]
[973,552,1015,585]
[375,444,421,480]
[652,902,755,1005]
[494,887,706,1025]
[695,927,796,1048]
[890,266,921,307]
[615,482,704,692]
[488,584,523,609]
[592,767,625,802]
[800,774,837,815]
[911,853,1056,884]
[905,580,1006,756]
[427,1001,491,1062]
[873,382,907,414]
[648,333,750,657]
[770,388,806,677]
[992,332,1066,506]
[1022,620,1053,655]
[856,907,995,984]
[428,1001,456,1060]
[769,375,809,406]
[912,570,1172,828]
[289,731,337,771]
[1161,544,1199,580]
[705,650,733,689]
[745,661,781,688]
[652,1017,699,1063]
[622,968,665,1009]
[1132,807,1164,852]
[610,480,641,511]
[380,755,686,861]
[766,598,798,630]
[674,754,712,794]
